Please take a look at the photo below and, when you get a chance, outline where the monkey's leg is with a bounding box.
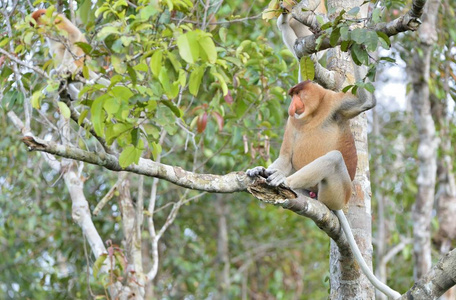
[286,150,352,210]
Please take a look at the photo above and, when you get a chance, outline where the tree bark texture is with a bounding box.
[408,0,441,281]
[118,173,145,299]
[324,0,374,298]
[399,248,456,299]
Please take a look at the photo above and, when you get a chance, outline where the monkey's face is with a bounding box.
[30,9,48,27]
[288,94,305,119]
[288,91,320,120]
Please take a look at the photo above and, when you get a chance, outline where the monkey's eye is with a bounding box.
[41,12,45,16]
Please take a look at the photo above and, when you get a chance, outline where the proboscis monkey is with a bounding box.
[246,81,401,299]
[31,9,110,89]
[31,9,88,75]
[277,0,326,81]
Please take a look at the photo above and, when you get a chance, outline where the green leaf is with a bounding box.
[167,52,182,71]
[351,49,362,66]
[372,8,381,23]
[58,102,71,119]
[329,27,341,47]
[379,56,396,63]
[341,40,351,52]
[104,97,121,114]
[364,82,375,93]
[150,50,163,78]
[140,5,158,20]
[106,123,131,145]
[0,38,10,48]
[110,86,134,101]
[31,91,42,109]
[189,65,206,96]
[299,56,315,81]
[97,26,120,40]
[219,27,227,43]
[143,124,160,139]
[91,94,108,136]
[377,31,391,49]
[210,69,228,96]
[83,65,90,79]
[131,128,140,147]
[342,85,353,93]
[150,142,162,160]
[127,64,137,86]
[340,26,349,40]
[161,100,183,118]
[177,31,199,64]
[78,110,89,125]
[366,31,379,52]
[351,44,368,65]
[119,145,137,168]
[158,68,171,97]
[351,28,366,44]
[112,55,127,74]
[197,33,217,63]
[78,0,93,25]
[93,254,107,278]
[74,42,93,55]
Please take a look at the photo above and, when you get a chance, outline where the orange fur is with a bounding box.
[287,81,358,181]
[31,9,88,70]
[257,80,375,210]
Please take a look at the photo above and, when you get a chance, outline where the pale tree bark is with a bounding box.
[215,195,231,299]
[408,0,441,280]
[117,172,146,298]
[322,0,375,297]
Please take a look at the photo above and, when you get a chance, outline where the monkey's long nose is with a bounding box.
[288,102,295,116]
[289,97,304,116]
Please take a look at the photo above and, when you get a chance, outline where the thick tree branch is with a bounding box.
[399,248,456,299]
[20,134,250,193]
[243,176,353,255]
[0,48,50,79]
[16,131,352,254]
[292,0,426,57]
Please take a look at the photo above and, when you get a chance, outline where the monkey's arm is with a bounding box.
[247,119,293,181]
[264,119,294,185]
[336,66,377,118]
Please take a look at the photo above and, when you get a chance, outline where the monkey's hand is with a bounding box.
[265,169,288,187]
[246,166,268,178]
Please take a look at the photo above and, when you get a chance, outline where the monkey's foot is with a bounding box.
[247,176,297,204]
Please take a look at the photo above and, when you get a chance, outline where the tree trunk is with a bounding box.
[408,0,441,280]
[215,195,231,299]
[326,1,374,298]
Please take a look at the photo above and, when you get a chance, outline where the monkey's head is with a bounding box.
[30,9,62,27]
[287,81,324,119]
[30,9,47,27]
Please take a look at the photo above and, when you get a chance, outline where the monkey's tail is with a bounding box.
[334,210,402,299]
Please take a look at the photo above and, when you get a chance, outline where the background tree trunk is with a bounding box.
[433,36,456,300]
[407,0,441,280]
